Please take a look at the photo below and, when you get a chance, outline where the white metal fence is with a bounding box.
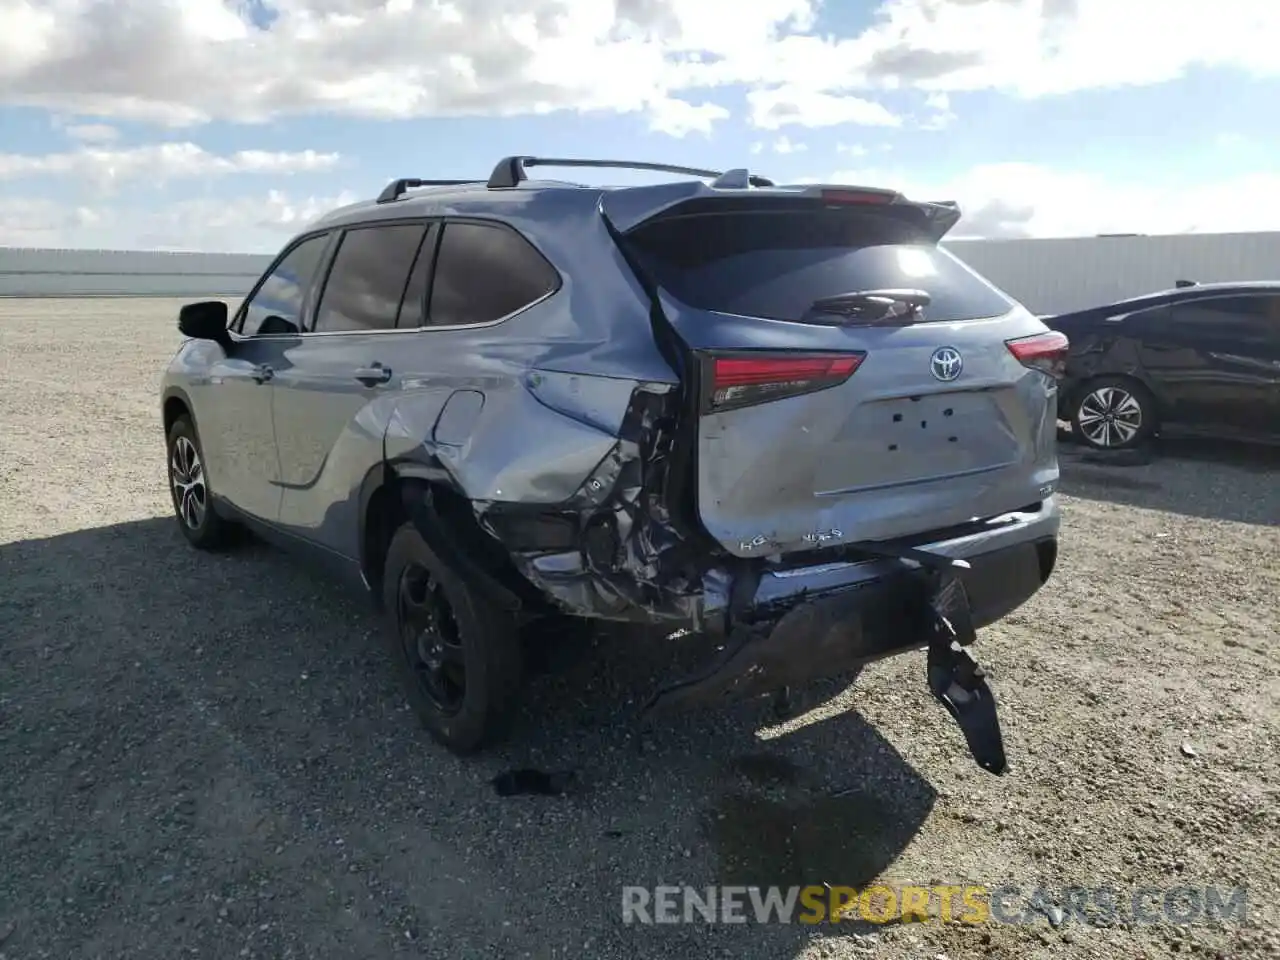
[948,231,1280,314]
[0,247,270,299]
[5,231,1280,314]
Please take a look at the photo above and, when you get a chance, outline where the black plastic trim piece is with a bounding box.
[375,178,483,204]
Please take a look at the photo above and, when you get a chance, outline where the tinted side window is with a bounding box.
[429,221,558,327]
[628,209,1014,322]
[1169,296,1277,345]
[314,223,428,333]
[240,234,329,336]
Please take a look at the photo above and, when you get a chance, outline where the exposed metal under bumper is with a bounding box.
[643,575,936,711]
[643,541,1038,774]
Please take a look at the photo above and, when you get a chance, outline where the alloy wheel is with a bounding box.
[170,435,207,529]
[1077,386,1144,448]
[396,562,467,715]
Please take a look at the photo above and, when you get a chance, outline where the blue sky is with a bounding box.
[2,0,1278,250]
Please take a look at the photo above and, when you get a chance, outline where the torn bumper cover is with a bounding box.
[642,541,1041,776]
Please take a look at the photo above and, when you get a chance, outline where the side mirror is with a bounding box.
[178,300,230,346]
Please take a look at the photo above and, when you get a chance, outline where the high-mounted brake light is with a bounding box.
[1006,330,1070,379]
[821,189,896,206]
[704,352,866,413]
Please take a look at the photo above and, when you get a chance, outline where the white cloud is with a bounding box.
[645,97,730,137]
[849,0,1280,97]
[0,198,102,248]
[1,1,1275,135]
[63,123,119,143]
[0,189,359,251]
[918,91,956,130]
[747,86,901,130]
[0,142,341,187]
[3,2,1278,248]
[0,0,804,132]
[824,161,1280,239]
[771,135,807,154]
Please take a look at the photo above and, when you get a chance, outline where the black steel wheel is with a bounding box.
[381,521,523,753]
[395,560,467,717]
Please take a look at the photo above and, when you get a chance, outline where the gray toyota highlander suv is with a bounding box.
[161,156,1066,774]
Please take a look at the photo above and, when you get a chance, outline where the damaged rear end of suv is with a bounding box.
[402,160,1066,773]
[163,157,1065,774]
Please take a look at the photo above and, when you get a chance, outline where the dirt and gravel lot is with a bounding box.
[1,297,1277,960]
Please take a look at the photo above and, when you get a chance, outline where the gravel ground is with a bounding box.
[1,298,1277,960]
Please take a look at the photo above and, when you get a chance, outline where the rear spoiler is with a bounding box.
[919,199,963,240]
[600,178,963,241]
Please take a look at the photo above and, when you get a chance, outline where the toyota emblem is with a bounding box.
[930,346,963,382]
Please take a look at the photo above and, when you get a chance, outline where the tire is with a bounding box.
[1070,376,1156,451]
[381,521,524,754]
[166,416,235,550]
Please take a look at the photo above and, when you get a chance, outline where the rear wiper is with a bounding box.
[808,288,932,325]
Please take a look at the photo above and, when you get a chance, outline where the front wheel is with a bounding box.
[166,416,235,549]
[381,522,524,754]
[1070,377,1156,451]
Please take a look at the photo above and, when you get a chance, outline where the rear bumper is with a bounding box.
[703,497,1059,632]
[650,500,1058,713]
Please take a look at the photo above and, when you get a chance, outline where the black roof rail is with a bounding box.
[375,178,484,204]
[486,156,775,189]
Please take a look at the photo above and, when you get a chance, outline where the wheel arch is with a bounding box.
[162,386,199,436]
[1071,371,1160,419]
[358,457,536,615]
[1069,372,1161,447]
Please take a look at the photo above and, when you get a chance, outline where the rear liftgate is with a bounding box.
[642,547,1008,775]
[596,170,1008,774]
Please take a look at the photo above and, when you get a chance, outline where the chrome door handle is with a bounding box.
[354,363,392,386]
[252,364,274,384]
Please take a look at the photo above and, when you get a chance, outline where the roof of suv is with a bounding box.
[312,179,581,228]
[308,154,965,238]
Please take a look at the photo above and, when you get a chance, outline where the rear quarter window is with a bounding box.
[629,209,1014,323]
[428,221,559,327]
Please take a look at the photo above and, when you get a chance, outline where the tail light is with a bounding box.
[702,352,866,413]
[822,188,897,206]
[1006,331,1069,380]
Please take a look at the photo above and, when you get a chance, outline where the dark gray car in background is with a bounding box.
[1044,281,1280,451]
[161,157,1067,775]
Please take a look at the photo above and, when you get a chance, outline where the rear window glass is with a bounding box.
[628,209,1013,322]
